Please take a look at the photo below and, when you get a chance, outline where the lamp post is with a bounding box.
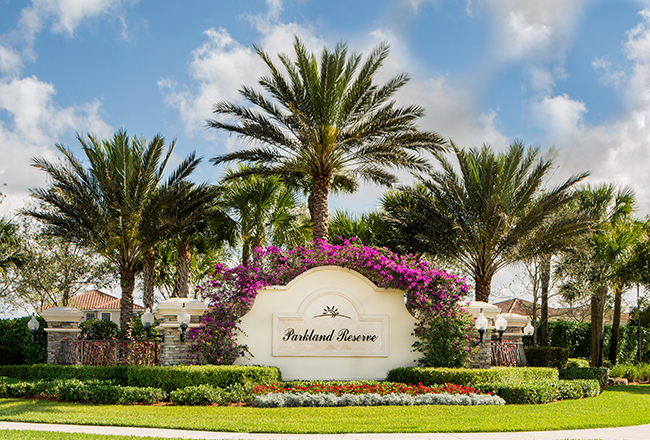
[27,313,39,343]
[177,303,191,342]
[523,322,534,346]
[141,309,155,340]
[495,313,508,343]
[475,308,488,344]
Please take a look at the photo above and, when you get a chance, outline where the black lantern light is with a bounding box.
[27,313,39,343]
[177,303,190,342]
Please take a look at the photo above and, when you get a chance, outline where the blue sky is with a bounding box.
[2,0,650,219]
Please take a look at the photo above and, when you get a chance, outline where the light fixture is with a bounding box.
[27,313,40,343]
[523,322,534,346]
[495,313,508,343]
[177,303,191,342]
[141,308,155,340]
[475,308,488,344]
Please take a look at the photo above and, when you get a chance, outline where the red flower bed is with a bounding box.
[253,382,489,396]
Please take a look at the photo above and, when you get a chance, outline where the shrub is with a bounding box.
[253,392,506,408]
[170,384,224,405]
[565,358,590,369]
[476,379,600,404]
[559,367,608,387]
[57,379,166,404]
[0,364,129,384]
[609,363,650,382]
[524,346,569,369]
[386,366,558,386]
[78,319,119,340]
[126,365,281,392]
[0,316,47,365]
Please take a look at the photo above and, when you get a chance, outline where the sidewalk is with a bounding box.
[2,421,650,440]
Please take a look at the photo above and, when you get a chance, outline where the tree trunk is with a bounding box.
[608,285,622,365]
[119,267,135,339]
[143,246,155,311]
[590,286,607,367]
[539,256,551,346]
[310,174,331,242]
[173,239,191,298]
[474,275,492,303]
[241,240,250,266]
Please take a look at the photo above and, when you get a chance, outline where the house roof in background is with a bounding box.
[68,290,144,311]
[493,298,628,325]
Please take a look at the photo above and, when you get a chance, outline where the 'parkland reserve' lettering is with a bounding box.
[283,328,378,343]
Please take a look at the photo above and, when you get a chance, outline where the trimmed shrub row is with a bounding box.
[524,347,570,369]
[0,364,281,392]
[559,367,608,387]
[386,366,558,386]
[476,379,600,405]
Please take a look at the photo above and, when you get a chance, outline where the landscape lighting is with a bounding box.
[523,322,534,346]
[475,308,488,344]
[141,309,154,340]
[27,313,39,343]
[177,303,191,342]
[495,313,508,343]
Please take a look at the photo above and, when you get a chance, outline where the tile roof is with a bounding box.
[67,290,144,311]
[493,298,628,324]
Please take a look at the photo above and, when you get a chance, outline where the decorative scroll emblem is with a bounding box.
[313,305,351,319]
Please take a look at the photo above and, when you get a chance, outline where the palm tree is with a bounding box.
[381,141,590,303]
[327,210,389,247]
[220,165,310,266]
[25,130,200,336]
[556,185,639,366]
[0,217,22,277]
[208,36,446,241]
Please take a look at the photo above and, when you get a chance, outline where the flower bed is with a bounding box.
[254,392,506,407]
[253,382,488,397]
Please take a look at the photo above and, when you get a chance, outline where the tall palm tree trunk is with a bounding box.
[143,246,155,310]
[310,175,330,242]
[591,286,607,367]
[173,240,191,298]
[474,275,491,303]
[539,256,551,346]
[608,285,623,365]
[119,267,136,339]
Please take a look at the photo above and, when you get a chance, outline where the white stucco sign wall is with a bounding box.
[235,266,417,380]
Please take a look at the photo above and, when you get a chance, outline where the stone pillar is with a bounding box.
[500,313,530,366]
[467,329,493,369]
[153,298,208,366]
[40,307,84,365]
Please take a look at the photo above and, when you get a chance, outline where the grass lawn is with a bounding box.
[0,385,648,434]
[0,431,176,440]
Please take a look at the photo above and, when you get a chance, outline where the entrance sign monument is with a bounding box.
[236,266,417,380]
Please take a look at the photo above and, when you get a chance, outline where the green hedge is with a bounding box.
[0,316,47,365]
[57,379,166,405]
[559,367,608,387]
[476,379,599,405]
[524,346,569,369]
[0,364,129,384]
[386,366,558,386]
[127,365,281,392]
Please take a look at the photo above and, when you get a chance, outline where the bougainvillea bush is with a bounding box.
[189,239,474,366]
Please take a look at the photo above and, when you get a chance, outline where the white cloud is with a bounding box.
[0,45,23,76]
[592,57,626,89]
[0,76,112,216]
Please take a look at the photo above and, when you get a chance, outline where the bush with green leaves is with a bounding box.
[565,358,590,369]
[127,364,281,392]
[170,384,224,405]
[476,379,599,404]
[57,379,166,404]
[0,364,129,384]
[0,316,47,365]
[78,318,119,340]
[559,367,608,386]
[524,346,569,369]
[386,366,558,386]
[609,363,650,382]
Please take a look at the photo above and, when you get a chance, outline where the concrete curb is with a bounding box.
[2,421,650,439]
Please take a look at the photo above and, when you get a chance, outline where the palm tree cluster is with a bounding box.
[18,34,650,366]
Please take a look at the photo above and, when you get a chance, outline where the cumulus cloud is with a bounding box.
[0,76,112,216]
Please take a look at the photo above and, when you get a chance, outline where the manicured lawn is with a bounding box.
[0,386,648,434]
[0,431,175,440]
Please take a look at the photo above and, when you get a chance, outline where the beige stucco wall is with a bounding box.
[235,266,418,380]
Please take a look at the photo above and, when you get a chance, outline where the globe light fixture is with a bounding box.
[523,322,534,346]
[475,308,489,344]
[495,312,508,343]
[141,308,155,340]
[27,313,40,343]
[177,303,191,342]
